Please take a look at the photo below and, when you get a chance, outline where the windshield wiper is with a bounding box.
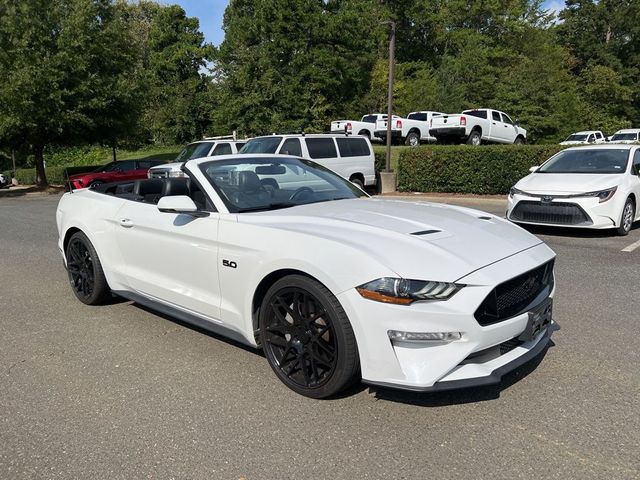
[236,202,298,213]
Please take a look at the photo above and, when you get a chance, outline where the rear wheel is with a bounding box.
[405,131,420,146]
[616,198,635,236]
[467,130,482,146]
[65,231,111,305]
[259,275,359,398]
[350,176,364,190]
[357,130,371,139]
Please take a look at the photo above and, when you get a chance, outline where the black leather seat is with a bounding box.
[162,178,190,197]
[134,179,165,204]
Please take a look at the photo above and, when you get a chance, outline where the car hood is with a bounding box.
[238,198,543,282]
[516,173,623,194]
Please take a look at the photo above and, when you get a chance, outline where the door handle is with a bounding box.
[492,122,497,125]
[119,218,134,228]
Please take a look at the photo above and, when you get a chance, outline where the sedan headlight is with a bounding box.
[581,186,617,203]
[356,278,463,305]
[509,187,525,197]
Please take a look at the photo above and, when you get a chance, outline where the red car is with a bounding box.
[67,160,166,190]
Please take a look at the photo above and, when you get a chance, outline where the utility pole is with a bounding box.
[382,20,396,173]
[11,149,16,178]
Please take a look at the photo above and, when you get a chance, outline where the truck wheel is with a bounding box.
[405,131,420,146]
[467,130,482,146]
[514,136,525,145]
[357,130,371,139]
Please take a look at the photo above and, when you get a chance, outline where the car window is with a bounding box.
[336,138,370,157]
[176,142,214,161]
[407,112,427,121]
[239,137,283,154]
[492,111,501,121]
[234,142,246,150]
[306,138,337,159]
[362,115,378,123]
[596,132,603,139]
[501,113,514,125]
[463,110,488,119]
[565,134,588,142]
[212,143,232,155]
[634,150,640,173]
[279,138,302,156]
[100,160,137,172]
[587,134,594,142]
[199,156,366,212]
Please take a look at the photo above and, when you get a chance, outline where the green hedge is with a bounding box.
[3,167,69,185]
[397,145,568,194]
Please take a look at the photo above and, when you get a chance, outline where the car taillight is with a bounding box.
[396,119,402,129]
[460,116,466,126]
[346,122,352,131]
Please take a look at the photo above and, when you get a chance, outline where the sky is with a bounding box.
[171,0,566,46]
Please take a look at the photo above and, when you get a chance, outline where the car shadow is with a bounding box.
[0,186,64,198]
[366,339,556,407]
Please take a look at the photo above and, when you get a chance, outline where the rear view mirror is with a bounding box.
[255,165,286,175]
[529,166,539,173]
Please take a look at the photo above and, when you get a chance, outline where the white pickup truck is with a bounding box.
[429,109,527,145]
[330,114,385,140]
[374,111,443,146]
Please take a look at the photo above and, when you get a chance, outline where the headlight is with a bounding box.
[356,278,463,305]
[509,187,525,197]
[581,186,617,203]
[169,171,186,178]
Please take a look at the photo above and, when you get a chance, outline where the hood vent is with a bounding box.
[410,229,441,236]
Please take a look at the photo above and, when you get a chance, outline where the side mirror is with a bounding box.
[157,195,208,217]
[529,166,539,173]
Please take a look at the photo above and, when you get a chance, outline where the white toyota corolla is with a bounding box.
[57,154,556,398]
[508,145,640,236]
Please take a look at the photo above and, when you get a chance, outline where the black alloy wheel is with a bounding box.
[260,275,359,398]
[66,231,111,305]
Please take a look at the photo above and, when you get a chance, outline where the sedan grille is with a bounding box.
[511,201,592,225]
[475,260,554,326]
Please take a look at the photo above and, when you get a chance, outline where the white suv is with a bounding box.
[238,134,376,189]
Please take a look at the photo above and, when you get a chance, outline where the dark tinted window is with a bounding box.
[212,143,232,155]
[464,110,488,119]
[634,150,640,172]
[280,138,302,156]
[336,138,371,157]
[407,112,427,121]
[611,132,639,141]
[100,160,137,172]
[492,111,501,121]
[306,138,337,159]
[501,113,514,125]
[234,142,246,150]
[137,161,153,169]
[239,137,282,154]
[362,115,378,123]
[176,142,214,161]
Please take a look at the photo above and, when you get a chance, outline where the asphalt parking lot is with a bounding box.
[1,193,639,479]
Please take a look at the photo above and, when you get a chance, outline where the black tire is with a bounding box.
[350,177,364,190]
[514,136,525,145]
[259,274,360,398]
[467,130,482,146]
[405,131,420,146]
[616,197,635,236]
[65,231,111,305]
[357,130,371,139]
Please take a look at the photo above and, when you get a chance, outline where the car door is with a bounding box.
[106,160,139,182]
[500,113,518,143]
[490,110,503,142]
[113,189,222,321]
[633,150,640,220]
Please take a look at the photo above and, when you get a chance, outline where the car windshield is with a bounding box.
[238,137,283,154]
[538,149,629,174]
[199,156,367,212]
[176,142,214,161]
[565,134,588,142]
[611,133,638,141]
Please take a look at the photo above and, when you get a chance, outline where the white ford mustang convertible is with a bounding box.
[57,154,556,398]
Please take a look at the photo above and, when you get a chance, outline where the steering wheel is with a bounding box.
[289,187,314,201]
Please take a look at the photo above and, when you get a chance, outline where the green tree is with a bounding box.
[0,0,141,186]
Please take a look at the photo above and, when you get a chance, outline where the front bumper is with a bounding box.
[507,193,622,229]
[337,243,556,391]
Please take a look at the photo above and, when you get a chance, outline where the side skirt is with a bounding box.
[113,290,256,348]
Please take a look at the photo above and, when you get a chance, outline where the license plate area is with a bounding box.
[519,298,552,341]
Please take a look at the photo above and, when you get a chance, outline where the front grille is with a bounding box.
[511,201,592,225]
[149,169,171,179]
[475,260,554,326]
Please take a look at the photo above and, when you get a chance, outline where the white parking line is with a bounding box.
[621,239,640,252]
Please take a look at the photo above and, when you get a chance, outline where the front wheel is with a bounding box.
[259,275,360,398]
[616,198,635,236]
[514,136,525,145]
[65,231,111,305]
